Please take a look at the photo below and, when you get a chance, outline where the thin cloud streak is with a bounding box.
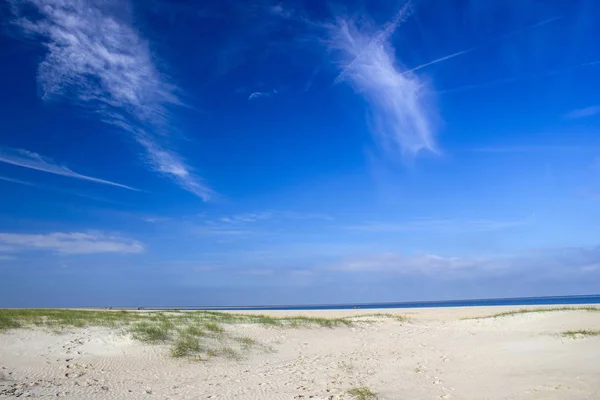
[565,106,600,119]
[407,16,562,73]
[248,90,277,101]
[345,217,528,233]
[470,145,599,153]
[407,49,473,74]
[9,0,213,200]
[0,175,128,205]
[328,2,437,156]
[331,245,600,277]
[332,253,483,275]
[0,147,137,191]
[0,231,144,255]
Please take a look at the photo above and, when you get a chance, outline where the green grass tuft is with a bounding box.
[171,335,201,357]
[562,330,600,338]
[204,322,224,333]
[183,325,206,337]
[0,315,23,331]
[235,336,257,347]
[467,307,600,320]
[130,321,171,342]
[348,387,377,400]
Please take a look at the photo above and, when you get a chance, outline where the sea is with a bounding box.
[144,294,600,311]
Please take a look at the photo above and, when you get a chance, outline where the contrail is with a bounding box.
[407,16,563,74]
[333,1,413,85]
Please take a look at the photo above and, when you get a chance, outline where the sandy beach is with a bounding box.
[1,305,599,399]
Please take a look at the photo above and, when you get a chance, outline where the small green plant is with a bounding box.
[235,336,257,347]
[183,325,205,337]
[130,321,171,342]
[562,330,600,338]
[171,335,201,357]
[348,386,377,400]
[0,315,22,331]
[204,322,224,333]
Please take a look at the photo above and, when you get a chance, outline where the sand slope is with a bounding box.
[1,306,599,399]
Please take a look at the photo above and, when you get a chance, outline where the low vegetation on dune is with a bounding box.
[467,306,600,320]
[347,386,377,400]
[562,330,600,339]
[0,309,405,360]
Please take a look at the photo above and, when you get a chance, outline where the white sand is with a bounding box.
[1,305,599,399]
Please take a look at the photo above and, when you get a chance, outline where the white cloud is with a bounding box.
[248,90,277,100]
[221,212,273,223]
[141,216,171,223]
[269,4,294,19]
[332,253,482,274]
[327,3,438,156]
[0,147,136,190]
[0,231,144,255]
[469,145,598,153]
[10,0,213,200]
[346,217,528,233]
[332,245,600,276]
[203,210,332,227]
[565,105,600,119]
[194,226,257,237]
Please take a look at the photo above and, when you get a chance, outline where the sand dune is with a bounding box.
[1,306,599,399]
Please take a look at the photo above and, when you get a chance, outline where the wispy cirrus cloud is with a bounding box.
[248,89,277,101]
[345,217,528,233]
[0,147,136,190]
[9,0,214,200]
[565,105,600,119]
[332,253,483,274]
[191,210,333,237]
[213,210,333,225]
[0,231,144,255]
[331,245,600,276]
[327,2,438,156]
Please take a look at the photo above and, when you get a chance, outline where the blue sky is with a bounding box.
[1,0,600,307]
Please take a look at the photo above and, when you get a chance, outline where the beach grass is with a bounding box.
[467,307,600,320]
[0,308,401,360]
[562,330,600,338]
[348,386,377,400]
[171,334,202,357]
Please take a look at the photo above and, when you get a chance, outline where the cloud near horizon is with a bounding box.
[9,0,214,201]
[0,231,144,255]
[332,253,483,275]
[331,245,600,277]
[327,2,438,157]
[345,217,529,233]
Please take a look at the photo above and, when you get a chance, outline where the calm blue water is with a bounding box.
[145,294,600,311]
